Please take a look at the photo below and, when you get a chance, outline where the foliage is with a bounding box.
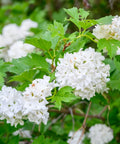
[0,2,120,144]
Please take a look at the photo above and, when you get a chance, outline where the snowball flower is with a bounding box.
[0,86,24,127]
[2,24,24,46]
[13,128,32,138]
[7,41,35,61]
[22,75,56,125]
[55,48,110,100]
[93,16,120,55]
[88,124,113,144]
[67,130,85,144]
[20,19,38,32]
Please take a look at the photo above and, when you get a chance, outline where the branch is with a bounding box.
[48,108,105,121]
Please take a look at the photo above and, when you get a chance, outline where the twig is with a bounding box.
[98,105,108,116]
[48,108,105,121]
[77,101,92,144]
[69,108,75,131]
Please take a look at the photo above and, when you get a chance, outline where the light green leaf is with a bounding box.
[52,86,78,110]
[65,37,88,53]
[64,7,79,20]
[79,8,89,19]
[9,69,37,83]
[9,53,49,74]
[48,21,65,37]
[97,39,120,58]
[25,37,52,51]
[96,15,113,25]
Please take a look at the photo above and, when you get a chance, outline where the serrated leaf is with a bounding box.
[79,8,89,19]
[48,21,65,37]
[0,72,6,89]
[9,53,50,74]
[64,7,79,20]
[108,79,120,91]
[41,31,59,49]
[79,19,97,29]
[25,37,52,51]
[97,39,120,58]
[32,135,67,144]
[96,15,113,25]
[65,37,88,53]
[114,58,120,71]
[52,86,78,110]
[104,58,115,73]
[9,69,37,83]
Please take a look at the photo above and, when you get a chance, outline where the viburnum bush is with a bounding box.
[0,5,120,144]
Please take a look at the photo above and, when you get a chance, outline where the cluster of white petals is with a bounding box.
[67,130,85,144]
[0,86,24,127]
[93,16,120,55]
[55,48,110,100]
[7,41,35,61]
[13,128,32,138]
[88,124,113,144]
[22,75,56,125]
[0,19,38,61]
[0,76,56,126]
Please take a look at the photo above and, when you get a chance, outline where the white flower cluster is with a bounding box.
[0,86,24,127]
[0,19,38,61]
[0,76,55,126]
[93,16,120,55]
[55,47,110,100]
[67,130,85,144]
[13,128,32,138]
[22,75,56,125]
[88,124,113,144]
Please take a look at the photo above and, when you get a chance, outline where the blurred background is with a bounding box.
[0,0,120,22]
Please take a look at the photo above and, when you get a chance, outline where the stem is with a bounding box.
[48,107,105,121]
[77,101,92,144]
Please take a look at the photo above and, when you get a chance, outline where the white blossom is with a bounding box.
[67,130,85,144]
[7,41,35,61]
[0,86,24,127]
[20,19,38,32]
[13,128,32,138]
[93,16,120,55]
[88,124,113,144]
[55,48,110,100]
[0,19,38,61]
[22,75,56,125]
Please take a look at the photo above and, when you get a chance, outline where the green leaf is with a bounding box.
[41,31,59,49]
[8,136,19,144]
[64,7,79,20]
[9,69,37,83]
[79,8,89,19]
[52,86,78,110]
[32,135,67,144]
[65,37,87,53]
[0,73,6,89]
[114,58,120,71]
[9,53,49,74]
[96,15,113,25]
[79,19,97,30]
[25,37,52,51]
[97,39,120,58]
[48,21,65,37]
[108,79,120,91]
[104,58,115,73]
